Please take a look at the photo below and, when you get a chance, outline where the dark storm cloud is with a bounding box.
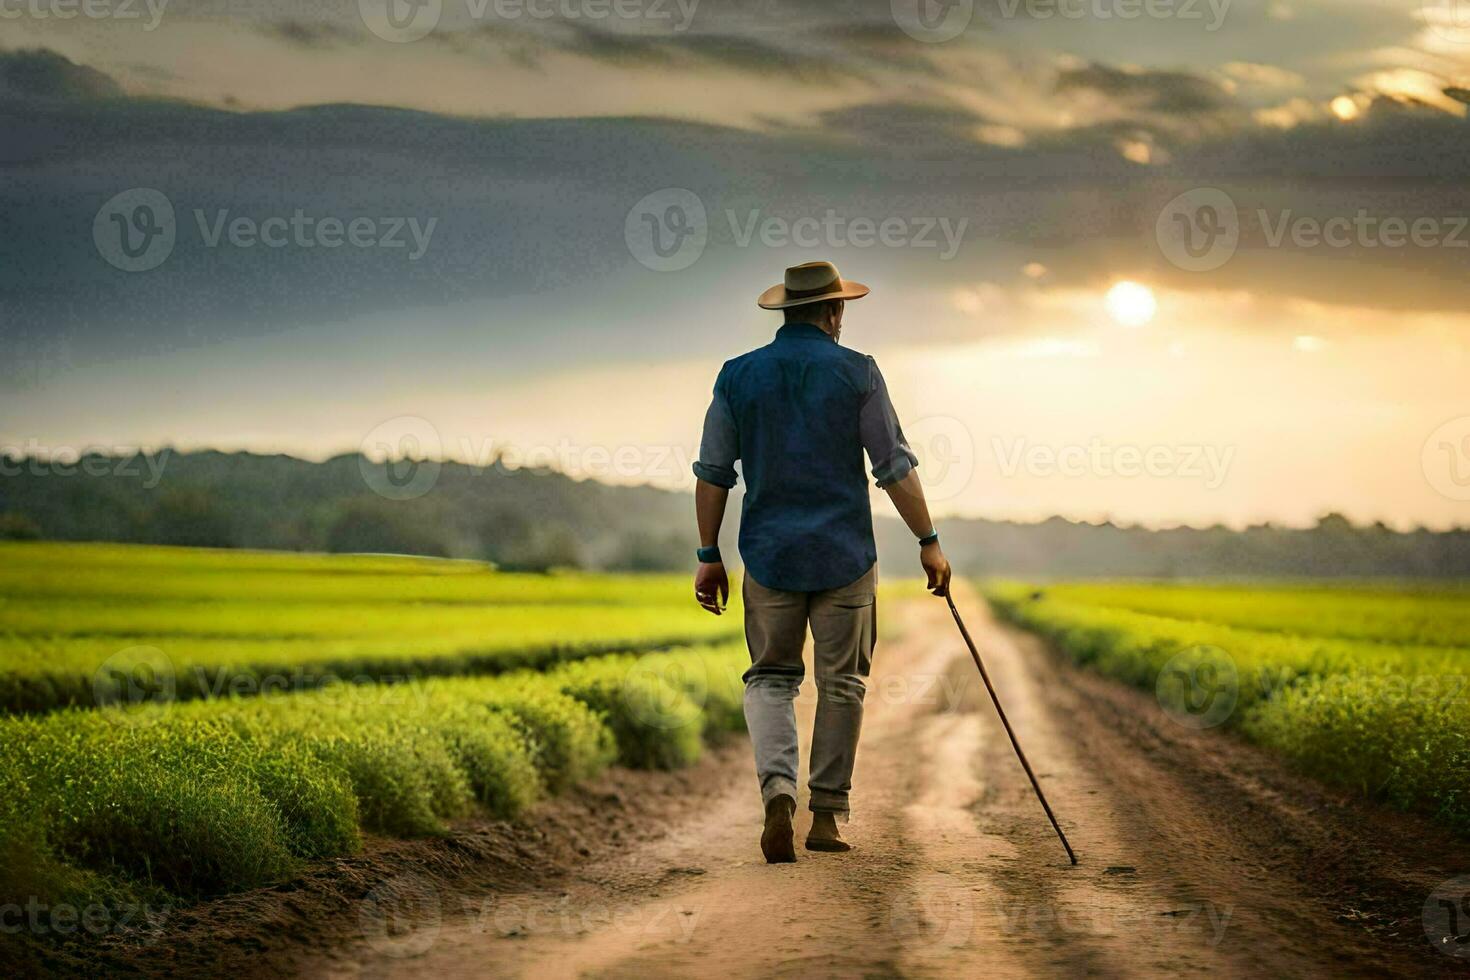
[819,22,952,76]
[645,32,857,80]
[440,19,863,81]
[259,19,363,49]
[1055,64,1233,116]
[803,100,989,148]
[5,42,1470,385]
[328,0,956,83]
[550,20,676,63]
[548,0,947,78]
[0,48,124,101]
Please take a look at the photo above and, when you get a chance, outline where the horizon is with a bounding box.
[5,442,1465,534]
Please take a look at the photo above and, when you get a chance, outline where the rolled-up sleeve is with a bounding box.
[860,357,918,488]
[692,369,739,489]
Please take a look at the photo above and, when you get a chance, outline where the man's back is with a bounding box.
[694,321,916,593]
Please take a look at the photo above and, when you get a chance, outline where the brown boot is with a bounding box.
[761,794,797,864]
[805,811,853,852]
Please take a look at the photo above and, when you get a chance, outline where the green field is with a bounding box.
[0,543,755,922]
[4,643,748,906]
[985,580,1470,833]
[18,543,1465,942]
[0,542,742,713]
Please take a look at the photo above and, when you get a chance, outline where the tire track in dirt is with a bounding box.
[309,586,1462,979]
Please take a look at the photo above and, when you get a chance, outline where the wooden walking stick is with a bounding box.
[945,591,1078,865]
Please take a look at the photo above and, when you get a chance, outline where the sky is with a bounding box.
[3,0,1470,529]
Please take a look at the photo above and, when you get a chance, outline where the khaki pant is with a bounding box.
[741,564,877,819]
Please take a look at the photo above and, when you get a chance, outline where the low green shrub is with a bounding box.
[985,580,1470,834]
[2,643,748,907]
[554,655,704,770]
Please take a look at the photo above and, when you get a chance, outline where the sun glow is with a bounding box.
[1330,95,1361,121]
[1104,281,1157,327]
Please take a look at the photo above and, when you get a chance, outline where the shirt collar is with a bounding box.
[776,322,835,343]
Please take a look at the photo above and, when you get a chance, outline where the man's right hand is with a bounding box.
[694,561,730,615]
[920,541,952,597]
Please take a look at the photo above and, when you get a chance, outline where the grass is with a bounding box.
[1015,580,1470,648]
[0,542,709,605]
[984,580,1470,833]
[0,542,741,712]
[2,642,749,916]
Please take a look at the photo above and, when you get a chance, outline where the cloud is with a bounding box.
[805,100,990,148]
[5,41,1470,389]
[259,20,363,50]
[0,48,124,101]
[1351,67,1467,117]
[443,19,868,82]
[1055,64,1234,117]
[1220,61,1306,91]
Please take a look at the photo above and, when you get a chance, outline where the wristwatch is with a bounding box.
[918,530,939,547]
[696,545,723,564]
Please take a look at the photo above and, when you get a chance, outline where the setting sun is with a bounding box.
[1104,281,1158,327]
[1330,95,1361,121]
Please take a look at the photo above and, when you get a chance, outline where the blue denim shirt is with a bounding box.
[693,322,918,592]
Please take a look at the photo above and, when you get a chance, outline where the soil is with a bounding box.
[29,586,1470,978]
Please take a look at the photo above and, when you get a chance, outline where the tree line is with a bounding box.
[2,450,1467,578]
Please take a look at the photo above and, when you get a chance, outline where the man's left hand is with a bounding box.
[694,562,729,615]
[920,541,952,597]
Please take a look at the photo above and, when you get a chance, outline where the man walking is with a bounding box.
[691,261,952,863]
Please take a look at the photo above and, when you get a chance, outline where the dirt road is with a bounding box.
[308,587,1464,979]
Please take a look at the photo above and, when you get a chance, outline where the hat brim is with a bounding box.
[757,279,870,310]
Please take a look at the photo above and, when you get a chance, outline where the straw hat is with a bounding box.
[757,261,870,310]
